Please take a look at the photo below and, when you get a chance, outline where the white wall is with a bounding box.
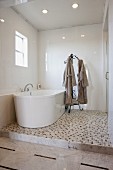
[0,7,39,93]
[102,0,109,113]
[102,32,108,112]
[0,7,106,125]
[39,24,106,111]
[0,7,39,128]
[108,0,113,144]
[0,94,16,128]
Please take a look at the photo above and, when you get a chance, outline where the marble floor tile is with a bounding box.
[81,151,113,170]
[79,165,102,170]
[0,137,113,170]
[0,137,17,150]
[0,149,12,162]
[22,156,57,170]
[97,154,113,170]
[82,151,102,166]
[0,151,33,170]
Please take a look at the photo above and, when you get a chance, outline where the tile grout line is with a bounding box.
[34,154,56,160]
[0,147,15,152]
[0,165,18,170]
[81,163,109,170]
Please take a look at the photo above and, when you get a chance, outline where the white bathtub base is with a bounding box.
[14,90,65,128]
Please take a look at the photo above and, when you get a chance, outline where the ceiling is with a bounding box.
[0,0,33,8]
[12,0,106,31]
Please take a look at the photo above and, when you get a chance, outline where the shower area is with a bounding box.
[0,17,112,151]
[1,0,113,155]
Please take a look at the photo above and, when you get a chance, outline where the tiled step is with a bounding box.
[1,131,113,155]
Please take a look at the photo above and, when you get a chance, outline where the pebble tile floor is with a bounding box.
[0,137,113,170]
[0,110,111,147]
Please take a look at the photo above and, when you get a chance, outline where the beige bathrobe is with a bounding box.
[78,60,89,104]
[63,57,76,104]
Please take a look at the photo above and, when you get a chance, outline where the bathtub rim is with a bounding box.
[13,89,65,99]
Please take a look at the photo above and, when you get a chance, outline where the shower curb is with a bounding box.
[0,131,113,155]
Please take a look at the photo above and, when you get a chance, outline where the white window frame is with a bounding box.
[15,31,28,67]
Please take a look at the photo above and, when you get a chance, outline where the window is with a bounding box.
[15,31,28,67]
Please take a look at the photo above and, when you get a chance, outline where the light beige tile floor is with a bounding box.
[79,165,101,170]
[1,110,111,147]
[0,137,113,170]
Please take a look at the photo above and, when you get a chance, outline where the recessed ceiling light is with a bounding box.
[72,3,79,9]
[62,36,66,39]
[0,19,5,23]
[81,34,85,37]
[42,9,48,14]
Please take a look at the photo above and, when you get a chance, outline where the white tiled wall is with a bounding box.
[0,7,39,92]
[0,7,39,127]
[38,24,106,111]
[0,7,107,127]
[108,0,113,144]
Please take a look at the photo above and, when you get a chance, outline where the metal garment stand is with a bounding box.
[65,100,83,113]
[64,54,83,113]
[65,103,83,113]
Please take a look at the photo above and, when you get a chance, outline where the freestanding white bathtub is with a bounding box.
[14,90,65,128]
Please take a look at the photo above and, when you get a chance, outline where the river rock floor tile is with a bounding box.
[0,110,111,147]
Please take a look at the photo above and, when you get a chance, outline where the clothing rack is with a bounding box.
[64,54,83,113]
[70,53,79,60]
[64,54,79,64]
